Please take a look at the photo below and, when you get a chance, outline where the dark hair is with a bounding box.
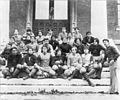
[86,31,91,35]
[26,29,32,32]
[27,47,33,51]
[43,38,49,41]
[103,39,109,42]
[41,45,49,52]
[74,27,79,30]
[94,38,99,44]
[11,46,18,51]
[74,38,82,43]
[55,48,62,56]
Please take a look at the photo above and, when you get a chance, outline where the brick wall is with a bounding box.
[9,0,28,37]
[77,0,91,37]
[107,0,120,39]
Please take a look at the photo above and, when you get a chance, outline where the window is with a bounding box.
[35,0,68,20]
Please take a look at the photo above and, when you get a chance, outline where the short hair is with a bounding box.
[94,38,99,44]
[55,48,62,56]
[43,38,49,41]
[71,46,77,51]
[74,38,82,43]
[103,39,109,42]
[27,47,33,51]
[26,29,32,32]
[86,31,91,35]
[74,27,79,30]
[11,46,18,51]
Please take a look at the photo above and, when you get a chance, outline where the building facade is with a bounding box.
[0,0,120,44]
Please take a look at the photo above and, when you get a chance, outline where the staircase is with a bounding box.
[0,67,110,95]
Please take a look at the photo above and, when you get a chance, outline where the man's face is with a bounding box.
[103,41,109,47]
[63,38,67,43]
[38,32,42,36]
[94,40,98,45]
[42,47,47,53]
[84,49,89,54]
[44,40,49,44]
[28,49,33,54]
[12,48,18,55]
[87,33,91,37]
[62,28,66,33]
[72,47,77,54]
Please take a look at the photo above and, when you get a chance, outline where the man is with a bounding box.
[46,29,53,40]
[2,47,22,79]
[22,29,34,44]
[11,29,22,45]
[73,27,83,41]
[37,45,56,78]
[49,35,59,50]
[36,30,44,44]
[22,48,38,80]
[82,31,94,46]
[59,27,68,40]
[59,37,71,56]
[64,46,95,87]
[103,39,119,94]
[89,38,105,79]
[38,38,54,56]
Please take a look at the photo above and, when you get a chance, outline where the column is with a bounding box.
[70,0,77,32]
[26,0,34,30]
[0,0,10,46]
[91,0,108,39]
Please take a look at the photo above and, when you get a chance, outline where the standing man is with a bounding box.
[103,39,120,94]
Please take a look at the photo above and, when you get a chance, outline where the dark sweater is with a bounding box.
[7,53,22,68]
[82,36,94,45]
[104,46,119,62]
[22,54,37,66]
[89,44,105,56]
[59,43,71,55]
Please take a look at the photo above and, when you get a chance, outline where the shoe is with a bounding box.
[37,76,45,79]
[88,82,95,87]
[91,76,101,79]
[6,76,12,79]
[68,77,72,81]
[52,75,57,79]
[23,76,29,80]
[114,92,119,95]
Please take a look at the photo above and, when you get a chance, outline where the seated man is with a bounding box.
[64,46,95,86]
[51,49,67,78]
[38,38,54,56]
[89,38,105,79]
[82,31,94,46]
[21,48,38,80]
[2,47,22,79]
[82,47,100,79]
[36,45,56,78]
[59,37,71,57]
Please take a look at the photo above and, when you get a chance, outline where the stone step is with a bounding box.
[0,78,110,86]
[0,69,110,78]
[0,85,109,94]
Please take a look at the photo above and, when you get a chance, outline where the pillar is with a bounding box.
[0,0,10,46]
[91,0,108,39]
[26,0,34,30]
[70,0,77,32]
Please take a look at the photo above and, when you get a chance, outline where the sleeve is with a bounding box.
[111,46,119,61]
[67,55,71,66]
[7,55,12,67]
